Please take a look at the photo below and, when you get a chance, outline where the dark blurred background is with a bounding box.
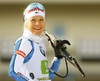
[0,0,100,81]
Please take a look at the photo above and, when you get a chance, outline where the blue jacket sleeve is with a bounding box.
[9,38,30,81]
[9,38,32,81]
[49,57,61,80]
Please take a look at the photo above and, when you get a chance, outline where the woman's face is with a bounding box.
[25,16,45,36]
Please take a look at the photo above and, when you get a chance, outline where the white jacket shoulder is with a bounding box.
[16,37,33,56]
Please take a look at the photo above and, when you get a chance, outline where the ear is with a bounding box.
[25,22,28,28]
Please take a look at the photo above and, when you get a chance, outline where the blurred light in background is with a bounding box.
[52,23,68,39]
[77,38,100,61]
[0,39,15,61]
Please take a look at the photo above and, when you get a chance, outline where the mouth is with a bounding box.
[34,28,41,30]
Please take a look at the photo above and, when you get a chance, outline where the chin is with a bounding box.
[33,33,41,36]
[32,30,43,36]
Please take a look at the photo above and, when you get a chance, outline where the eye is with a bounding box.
[31,19,35,21]
[40,19,44,21]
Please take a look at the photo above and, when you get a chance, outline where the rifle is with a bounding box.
[44,29,85,78]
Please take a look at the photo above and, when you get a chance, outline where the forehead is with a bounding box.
[30,16,45,19]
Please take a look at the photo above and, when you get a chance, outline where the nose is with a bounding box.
[35,21,40,25]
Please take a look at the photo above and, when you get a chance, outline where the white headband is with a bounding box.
[24,8,45,24]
